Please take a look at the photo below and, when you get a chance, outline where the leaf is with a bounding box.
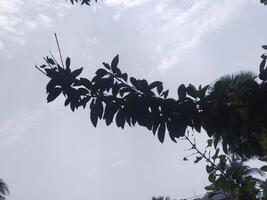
[95,68,108,77]
[157,123,165,143]
[121,73,128,82]
[194,156,202,163]
[178,84,186,100]
[183,157,188,161]
[208,173,216,183]
[64,98,71,106]
[47,57,55,65]
[80,78,92,89]
[260,58,266,73]
[46,79,57,93]
[161,90,169,99]
[77,88,89,96]
[260,166,267,172]
[65,57,71,69]
[90,101,98,127]
[102,62,110,70]
[40,64,46,68]
[149,81,163,90]
[130,77,140,89]
[186,84,197,98]
[212,149,220,161]
[156,82,163,94]
[206,165,214,173]
[47,88,61,103]
[72,67,83,77]
[116,108,125,129]
[204,185,215,191]
[207,139,213,147]
[262,45,267,50]
[111,55,119,73]
[95,99,103,119]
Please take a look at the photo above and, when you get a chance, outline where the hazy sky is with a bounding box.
[0,0,267,200]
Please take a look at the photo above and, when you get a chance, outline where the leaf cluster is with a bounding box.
[37,50,267,160]
[67,0,97,6]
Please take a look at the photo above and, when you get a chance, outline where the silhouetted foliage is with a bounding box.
[0,179,9,200]
[36,44,267,199]
[66,0,97,6]
[37,48,267,160]
[34,1,267,199]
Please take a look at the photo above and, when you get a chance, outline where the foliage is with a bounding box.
[36,49,267,159]
[66,0,97,6]
[0,179,9,200]
[36,44,267,199]
[34,1,267,199]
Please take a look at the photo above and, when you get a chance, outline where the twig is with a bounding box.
[35,65,47,77]
[184,133,251,200]
[54,33,65,69]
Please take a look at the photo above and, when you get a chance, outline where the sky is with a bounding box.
[0,0,266,200]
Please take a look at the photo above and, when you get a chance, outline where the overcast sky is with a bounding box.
[0,0,266,200]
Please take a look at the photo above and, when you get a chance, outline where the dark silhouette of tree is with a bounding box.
[36,38,267,199]
[67,0,97,6]
[34,0,267,199]
[0,179,9,200]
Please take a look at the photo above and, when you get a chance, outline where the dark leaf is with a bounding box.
[111,55,119,73]
[47,88,61,103]
[161,90,169,99]
[194,156,202,163]
[77,88,89,96]
[65,57,71,69]
[72,67,83,77]
[206,165,214,173]
[260,58,266,73]
[121,73,128,82]
[80,78,92,89]
[90,101,98,127]
[186,84,197,98]
[149,81,163,90]
[95,68,108,77]
[64,98,71,106]
[212,148,220,160]
[130,77,140,90]
[157,123,165,143]
[260,166,267,172]
[178,84,186,100]
[208,173,216,183]
[47,57,55,65]
[102,62,110,70]
[116,108,125,129]
[183,157,188,161]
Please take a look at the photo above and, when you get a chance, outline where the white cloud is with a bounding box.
[154,0,253,73]
[104,0,148,8]
[37,14,53,27]
[0,0,67,48]
[0,109,44,145]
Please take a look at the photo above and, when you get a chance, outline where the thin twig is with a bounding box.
[49,50,60,67]
[54,33,65,69]
[184,133,251,200]
[35,65,47,77]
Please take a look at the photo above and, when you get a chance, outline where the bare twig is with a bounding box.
[54,33,65,69]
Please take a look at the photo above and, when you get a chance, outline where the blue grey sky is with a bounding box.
[0,0,266,199]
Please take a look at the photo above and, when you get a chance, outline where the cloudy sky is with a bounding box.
[0,0,266,200]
